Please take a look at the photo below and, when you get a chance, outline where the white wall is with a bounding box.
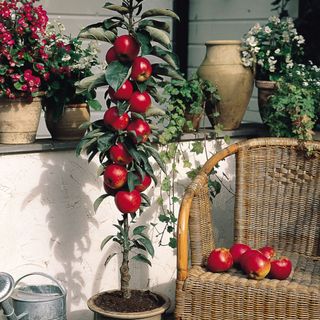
[0,139,237,319]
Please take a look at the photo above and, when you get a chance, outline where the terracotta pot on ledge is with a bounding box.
[45,102,90,141]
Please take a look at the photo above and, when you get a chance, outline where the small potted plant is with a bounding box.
[42,21,100,141]
[76,0,181,318]
[158,74,220,145]
[263,62,320,140]
[240,15,306,122]
[0,0,50,144]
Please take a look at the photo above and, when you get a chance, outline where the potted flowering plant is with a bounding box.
[76,0,182,318]
[264,62,320,140]
[240,15,306,123]
[0,0,50,144]
[42,21,101,141]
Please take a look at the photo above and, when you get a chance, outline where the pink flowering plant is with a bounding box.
[0,0,50,99]
[240,16,305,81]
[41,21,100,121]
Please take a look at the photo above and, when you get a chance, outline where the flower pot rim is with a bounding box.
[255,79,277,89]
[205,40,241,45]
[65,102,89,109]
[87,290,170,319]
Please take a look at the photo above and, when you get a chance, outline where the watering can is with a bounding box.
[0,272,66,320]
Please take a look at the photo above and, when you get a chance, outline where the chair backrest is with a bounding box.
[234,138,320,256]
[187,138,320,268]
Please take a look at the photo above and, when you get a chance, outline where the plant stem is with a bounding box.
[120,214,131,299]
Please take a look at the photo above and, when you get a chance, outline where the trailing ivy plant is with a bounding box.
[75,0,182,301]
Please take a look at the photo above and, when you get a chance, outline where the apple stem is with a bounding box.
[120,214,131,299]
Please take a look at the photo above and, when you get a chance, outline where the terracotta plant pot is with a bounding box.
[197,40,254,130]
[255,80,277,123]
[87,290,170,320]
[0,96,42,144]
[45,103,90,141]
[183,112,204,133]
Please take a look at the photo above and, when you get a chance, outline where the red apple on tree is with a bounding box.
[127,119,151,143]
[207,248,233,272]
[114,34,140,62]
[109,142,133,165]
[135,174,152,192]
[103,183,118,196]
[104,164,128,189]
[115,189,142,213]
[269,257,292,280]
[108,80,133,101]
[103,107,129,130]
[105,46,118,64]
[129,91,152,113]
[131,57,152,82]
[240,249,271,280]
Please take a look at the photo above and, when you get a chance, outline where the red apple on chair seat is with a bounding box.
[131,57,152,82]
[109,142,133,165]
[259,246,275,261]
[115,190,142,213]
[127,119,151,143]
[104,164,128,189]
[103,107,129,131]
[269,257,292,280]
[240,249,271,280]
[114,35,140,62]
[129,91,152,113]
[135,174,152,192]
[229,243,251,264]
[207,248,233,272]
[108,80,133,101]
[105,46,118,64]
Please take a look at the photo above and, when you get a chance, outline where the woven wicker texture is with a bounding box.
[175,138,320,320]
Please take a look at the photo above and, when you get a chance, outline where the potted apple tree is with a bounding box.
[76,1,182,319]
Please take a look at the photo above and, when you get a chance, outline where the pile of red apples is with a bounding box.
[207,244,292,280]
[102,34,153,214]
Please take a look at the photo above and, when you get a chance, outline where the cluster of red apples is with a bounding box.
[103,34,153,214]
[207,244,293,280]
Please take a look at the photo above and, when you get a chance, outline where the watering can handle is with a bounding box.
[14,272,66,295]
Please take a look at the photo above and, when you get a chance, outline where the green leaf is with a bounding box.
[135,31,152,55]
[133,225,147,235]
[103,2,130,14]
[139,19,171,33]
[87,99,102,111]
[141,8,180,21]
[152,63,184,80]
[97,132,116,153]
[143,144,167,174]
[104,253,117,266]
[144,26,171,49]
[136,237,154,257]
[76,73,107,94]
[93,194,109,212]
[169,237,177,248]
[152,46,179,68]
[191,141,204,154]
[103,17,124,30]
[78,27,116,42]
[127,171,141,192]
[105,61,131,91]
[132,253,152,266]
[100,235,114,250]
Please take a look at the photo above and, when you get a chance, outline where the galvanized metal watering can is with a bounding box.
[0,272,66,320]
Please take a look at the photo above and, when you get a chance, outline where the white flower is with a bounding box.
[282,31,290,42]
[266,50,270,56]
[302,81,309,87]
[61,54,71,62]
[264,26,272,34]
[246,36,258,47]
[268,16,280,24]
[274,48,281,54]
[253,46,260,53]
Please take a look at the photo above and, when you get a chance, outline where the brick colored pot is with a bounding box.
[45,103,90,141]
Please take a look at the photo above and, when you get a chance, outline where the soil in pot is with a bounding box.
[94,290,165,313]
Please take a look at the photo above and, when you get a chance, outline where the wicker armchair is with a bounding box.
[175,138,320,320]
